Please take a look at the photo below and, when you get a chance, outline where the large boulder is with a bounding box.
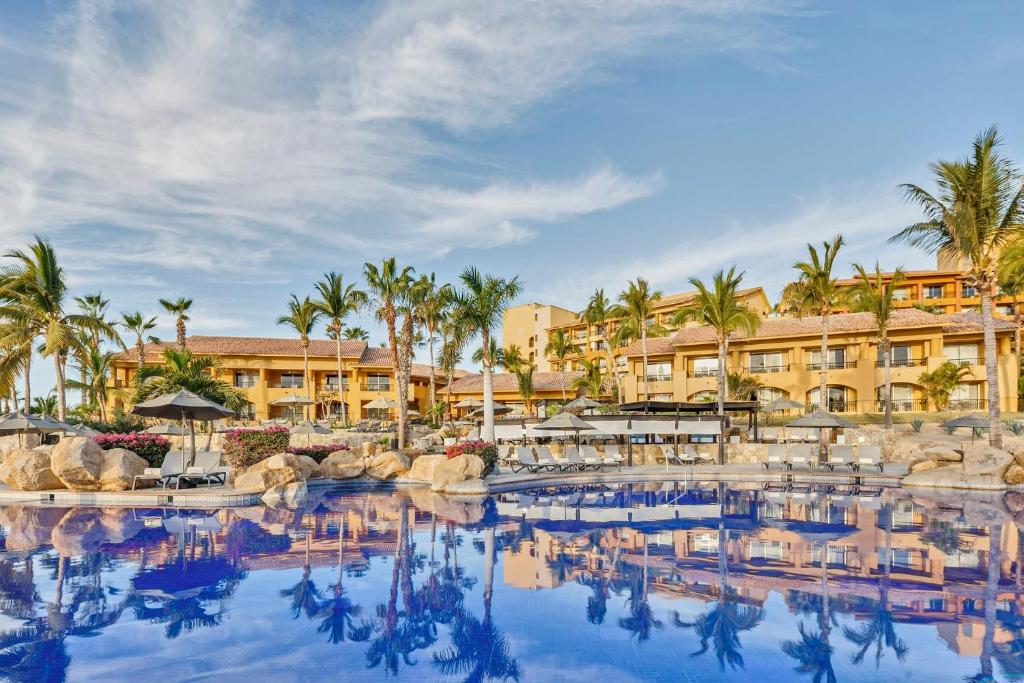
[0,449,36,485]
[294,455,319,480]
[5,507,66,552]
[317,451,366,479]
[360,441,378,458]
[909,458,940,474]
[366,451,410,481]
[1006,464,1024,486]
[407,454,447,483]
[431,453,484,492]
[8,452,65,491]
[98,448,149,492]
[444,478,488,496]
[963,444,1014,478]
[924,446,963,462]
[50,437,105,490]
[236,453,309,492]
[902,464,1007,490]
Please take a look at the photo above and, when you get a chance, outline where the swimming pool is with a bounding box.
[0,481,1020,681]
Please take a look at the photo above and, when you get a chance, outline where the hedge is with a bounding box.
[93,433,171,467]
[222,426,290,470]
[445,440,499,476]
[286,443,349,463]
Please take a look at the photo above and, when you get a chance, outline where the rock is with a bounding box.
[294,455,319,480]
[283,481,308,506]
[366,451,410,480]
[1014,444,1024,468]
[1006,491,1024,513]
[963,444,1014,477]
[0,449,35,485]
[238,453,307,492]
[99,508,144,544]
[924,446,963,462]
[360,441,377,458]
[32,444,54,453]
[317,451,366,479]
[431,453,484,492]
[8,452,65,491]
[261,484,287,507]
[98,448,149,492]
[407,454,447,483]
[1006,464,1024,486]
[50,437,105,490]
[902,464,1008,490]
[909,458,940,474]
[51,508,106,556]
[5,507,66,552]
[443,478,488,496]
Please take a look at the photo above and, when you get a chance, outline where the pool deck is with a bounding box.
[0,462,909,507]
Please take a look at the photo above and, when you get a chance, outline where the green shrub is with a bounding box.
[910,419,923,433]
[1006,420,1024,436]
[93,433,171,467]
[445,440,499,476]
[84,409,146,434]
[286,443,349,463]
[223,427,290,470]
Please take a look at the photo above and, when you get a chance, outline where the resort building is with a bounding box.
[617,309,1019,413]
[502,287,771,373]
[833,269,1023,318]
[108,336,465,421]
[445,370,606,417]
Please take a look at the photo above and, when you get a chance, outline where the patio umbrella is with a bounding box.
[454,397,484,409]
[765,397,804,412]
[59,424,100,438]
[469,402,513,417]
[0,412,73,447]
[942,414,990,442]
[364,396,397,410]
[132,390,234,472]
[290,420,332,446]
[535,412,596,446]
[786,410,856,429]
[563,396,603,411]
[144,422,185,436]
[270,393,316,422]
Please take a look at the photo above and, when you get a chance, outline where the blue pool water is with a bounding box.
[0,481,1022,681]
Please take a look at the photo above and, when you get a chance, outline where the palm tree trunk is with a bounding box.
[818,314,829,459]
[23,354,31,414]
[559,360,567,401]
[176,317,186,350]
[335,332,348,426]
[188,418,196,461]
[53,354,66,421]
[482,329,496,442]
[136,337,146,369]
[980,283,1003,447]
[303,343,311,422]
[1015,293,1022,358]
[717,337,726,417]
[882,334,893,430]
[641,328,649,401]
[427,326,438,422]
[484,525,495,624]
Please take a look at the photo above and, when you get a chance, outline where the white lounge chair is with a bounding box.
[856,445,883,472]
[659,445,686,465]
[826,445,855,472]
[534,446,566,472]
[180,451,231,487]
[563,447,591,471]
[602,445,625,466]
[788,444,815,471]
[132,452,183,490]
[683,444,713,464]
[579,445,610,469]
[764,444,787,470]
[512,447,545,473]
[760,427,779,443]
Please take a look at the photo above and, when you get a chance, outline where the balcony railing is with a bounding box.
[644,374,672,383]
[806,360,855,371]
[234,378,258,388]
[688,369,718,378]
[875,358,921,368]
[875,399,927,413]
[271,381,304,389]
[361,383,392,392]
[747,364,789,374]
[948,398,986,411]
[948,357,981,367]
[805,400,849,413]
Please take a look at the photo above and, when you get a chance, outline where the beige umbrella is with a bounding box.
[290,421,333,446]
[535,412,597,446]
[454,398,484,409]
[132,390,234,472]
[364,397,398,410]
[270,393,315,422]
[145,422,185,436]
[469,402,512,417]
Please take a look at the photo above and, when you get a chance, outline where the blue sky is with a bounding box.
[2,1,1023,397]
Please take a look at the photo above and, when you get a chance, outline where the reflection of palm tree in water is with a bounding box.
[577,539,620,625]
[317,518,371,644]
[967,522,1003,683]
[619,539,662,641]
[281,535,321,620]
[782,541,837,682]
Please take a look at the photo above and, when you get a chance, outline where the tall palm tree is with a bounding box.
[513,363,536,417]
[847,263,905,429]
[66,349,118,422]
[73,292,120,404]
[611,278,664,401]
[545,329,581,401]
[572,358,605,399]
[497,344,525,372]
[0,332,31,413]
[342,327,370,341]
[673,267,760,418]
[121,311,158,371]
[0,237,119,421]
[449,268,522,442]
[893,126,1024,447]
[31,393,58,416]
[415,274,451,423]
[581,288,623,400]
[438,317,467,423]
[997,254,1024,358]
[159,297,193,350]
[134,348,246,459]
[277,295,322,421]
[313,272,367,426]
[364,258,415,447]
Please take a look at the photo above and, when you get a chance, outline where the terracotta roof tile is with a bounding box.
[448,371,584,394]
[116,336,369,362]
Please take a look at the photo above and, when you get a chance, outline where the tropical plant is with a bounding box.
[438,318,467,423]
[93,433,171,467]
[581,288,623,400]
[847,263,906,429]
[893,126,1024,447]
[120,311,158,369]
[544,329,581,401]
[158,297,193,350]
[725,371,763,402]
[997,253,1024,358]
[448,268,522,442]
[221,426,290,470]
[572,358,605,398]
[277,294,322,421]
[611,278,664,401]
[313,272,367,426]
[342,326,370,341]
[674,268,760,419]
[65,348,119,421]
[414,274,450,426]
[511,363,536,417]
[910,418,923,433]
[31,393,57,416]
[918,362,973,411]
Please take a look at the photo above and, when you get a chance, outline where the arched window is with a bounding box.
[876,384,916,412]
[807,386,849,413]
[690,390,717,403]
[756,387,784,407]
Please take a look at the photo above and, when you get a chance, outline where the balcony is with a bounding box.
[234,378,258,389]
[948,357,981,367]
[361,383,392,392]
[875,358,922,368]
[805,400,849,413]
[948,398,986,411]
[688,369,718,378]
[806,360,856,371]
[644,374,673,383]
[874,399,927,413]
[746,364,789,374]
[271,381,304,389]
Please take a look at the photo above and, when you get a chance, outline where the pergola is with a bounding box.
[618,400,761,441]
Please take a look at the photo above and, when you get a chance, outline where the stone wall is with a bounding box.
[0,434,41,452]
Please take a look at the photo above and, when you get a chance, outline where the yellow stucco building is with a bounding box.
[109,336,457,422]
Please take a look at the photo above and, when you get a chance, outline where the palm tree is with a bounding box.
[726,371,763,402]
[581,288,623,400]
[449,268,522,442]
[120,312,158,369]
[782,622,837,683]
[415,274,451,423]
[158,297,193,350]
[66,349,118,421]
[512,363,537,418]
[0,331,31,412]
[847,263,906,429]
[674,268,761,417]
[618,541,662,642]
[364,258,415,447]
[918,361,973,411]
[785,235,845,422]
[572,358,605,399]
[134,348,246,459]
[277,294,322,421]
[893,126,1024,447]
[0,237,119,421]
[497,344,525,372]
[31,393,57,416]
[73,292,121,404]
[438,318,467,423]
[998,252,1024,358]
[611,278,664,401]
[313,272,367,427]
[544,329,581,401]
[342,326,370,341]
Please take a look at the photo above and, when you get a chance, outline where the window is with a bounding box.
[925,285,944,299]
[997,304,1015,316]
[807,347,846,370]
[950,383,980,409]
[807,386,848,412]
[690,390,717,402]
[595,324,606,336]
[277,372,304,388]
[878,384,915,412]
[945,343,979,366]
[646,361,672,382]
[757,387,783,406]
[592,340,608,351]
[748,351,785,373]
[324,374,349,389]
[892,287,909,301]
[961,284,977,297]
[365,373,391,391]
[236,402,255,419]
[234,371,258,388]
[649,393,673,401]
[573,329,586,340]
[692,357,718,377]
[616,355,627,369]
[750,540,784,561]
[878,345,913,367]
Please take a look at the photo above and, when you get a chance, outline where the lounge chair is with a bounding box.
[534,446,568,472]
[763,444,788,470]
[580,445,611,469]
[563,447,589,471]
[658,445,686,465]
[683,444,713,464]
[179,451,231,487]
[602,445,625,466]
[826,445,855,472]
[510,447,534,473]
[788,444,815,471]
[132,452,183,490]
[760,427,779,443]
[856,445,883,472]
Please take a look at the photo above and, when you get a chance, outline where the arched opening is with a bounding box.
[807,385,853,413]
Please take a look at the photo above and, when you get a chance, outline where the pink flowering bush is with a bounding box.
[444,440,499,476]
[287,443,349,463]
[93,433,171,467]
[223,426,290,470]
